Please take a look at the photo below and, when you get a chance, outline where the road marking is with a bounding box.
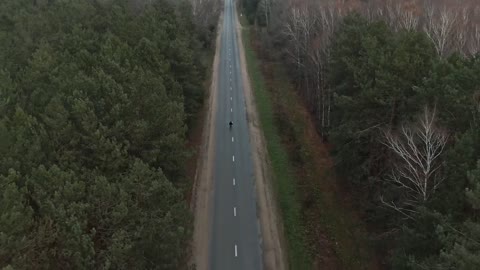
[232,155,235,162]
[230,86,232,90]
[235,245,238,257]
[231,108,232,112]
[232,137,234,142]
[230,97,232,100]
[233,178,236,185]
[234,207,237,216]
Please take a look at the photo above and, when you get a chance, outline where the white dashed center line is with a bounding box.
[232,155,235,162]
[235,245,238,257]
[232,137,234,142]
[231,108,232,112]
[233,178,236,186]
[233,207,237,217]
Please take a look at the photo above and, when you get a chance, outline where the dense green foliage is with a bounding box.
[327,14,480,268]
[0,0,208,268]
[330,15,437,189]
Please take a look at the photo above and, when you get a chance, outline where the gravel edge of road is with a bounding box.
[190,13,223,270]
[234,10,288,270]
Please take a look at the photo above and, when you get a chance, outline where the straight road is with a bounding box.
[209,0,263,269]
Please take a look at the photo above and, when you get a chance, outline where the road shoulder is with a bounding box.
[235,10,288,270]
[191,13,223,270]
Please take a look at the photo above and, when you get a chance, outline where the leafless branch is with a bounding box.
[423,3,458,57]
[380,196,418,220]
[468,24,480,56]
[399,8,419,31]
[381,106,447,218]
[283,8,303,70]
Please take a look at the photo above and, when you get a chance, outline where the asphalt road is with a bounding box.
[209,0,263,269]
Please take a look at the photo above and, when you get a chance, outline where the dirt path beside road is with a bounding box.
[235,11,288,270]
[190,14,222,270]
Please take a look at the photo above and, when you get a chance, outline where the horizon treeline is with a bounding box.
[0,0,216,268]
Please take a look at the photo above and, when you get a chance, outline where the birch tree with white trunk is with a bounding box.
[284,8,303,78]
[297,6,316,100]
[381,107,448,219]
[385,0,401,31]
[317,3,340,130]
[454,7,470,56]
[423,3,458,57]
[399,6,419,31]
[468,24,480,56]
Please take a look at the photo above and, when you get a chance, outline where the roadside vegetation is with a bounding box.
[0,0,219,269]
[241,0,480,269]
[242,26,311,269]
[241,11,377,270]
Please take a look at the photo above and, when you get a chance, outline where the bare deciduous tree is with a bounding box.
[379,0,419,31]
[399,8,419,31]
[454,7,471,55]
[284,8,303,75]
[298,7,316,100]
[385,0,401,31]
[316,2,339,130]
[362,1,376,22]
[468,24,480,55]
[381,107,448,219]
[423,2,458,57]
[282,0,342,135]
